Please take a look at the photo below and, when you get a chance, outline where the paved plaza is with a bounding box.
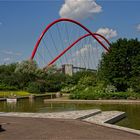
[0,116,140,140]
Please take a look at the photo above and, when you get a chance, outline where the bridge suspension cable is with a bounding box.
[31,18,110,70]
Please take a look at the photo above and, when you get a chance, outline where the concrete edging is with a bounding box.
[0,109,140,136]
[104,112,126,124]
[44,99,140,104]
[77,110,101,120]
[95,122,140,136]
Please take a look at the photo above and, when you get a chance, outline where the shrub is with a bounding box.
[69,86,140,100]
[61,85,76,93]
[105,85,117,93]
[45,73,67,92]
[0,84,18,91]
[26,81,45,94]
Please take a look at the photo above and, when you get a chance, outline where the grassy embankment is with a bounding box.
[0,91,30,98]
[0,91,56,98]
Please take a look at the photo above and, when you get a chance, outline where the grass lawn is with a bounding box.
[0,91,31,98]
[0,91,57,98]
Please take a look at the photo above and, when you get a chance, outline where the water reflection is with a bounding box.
[0,97,140,130]
[7,102,17,111]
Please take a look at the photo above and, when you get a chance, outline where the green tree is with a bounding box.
[72,70,97,84]
[45,73,67,92]
[0,63,18,90]
[99,38,140,92]
[15,60,37,74]
[27,81,46,93]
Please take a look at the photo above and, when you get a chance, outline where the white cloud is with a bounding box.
[3,57,10,62]
[96,27,117,39]
[136,24,140,32]
[0,50,22,64]
[0,50,21,56]
[68,44,100,69]
[1,50,13,55]
[76,44,93,55]
[59,0,102,19]
[68,44,93,63]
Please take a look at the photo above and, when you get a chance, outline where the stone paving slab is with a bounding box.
[84,111,125,124]
[0,109,101,119]
[84,111,140,135]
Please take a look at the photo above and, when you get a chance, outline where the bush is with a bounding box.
[129,77,140,92]
[78,76,96,87]
[26,82,45,94]
[61,85,76,93]
[45,80,62,92]
[72,70,97,84]
[0,84,18,91]
[105,85,117,93]
[69,86,140,100]
[45,73,67,92]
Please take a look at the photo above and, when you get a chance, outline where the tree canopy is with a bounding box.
[0,38,140,96]
[99,38,140,92]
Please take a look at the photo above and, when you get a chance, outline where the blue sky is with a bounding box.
[0,0,140,65]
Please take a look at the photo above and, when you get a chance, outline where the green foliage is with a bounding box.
[61,70,97,93]
[0,63,17,74]
[105,85,117,93]
[0,63,19,90]
[61,85,76,93]
[72,70,96,84]
[70,87,140,100]
[15,60,37,74]
[0,60,67,93]
[45,73,67,92]
[99,38,140,92]
[0,61,39,92]
[78,75,96,87]
[44,65,59,74]
[1,38,140,100]
[27,81,46,94]
[0,83,18,91]
[129,77,140,92]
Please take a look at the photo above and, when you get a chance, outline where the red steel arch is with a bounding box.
[31,18,110,60]
[48,33,110,66]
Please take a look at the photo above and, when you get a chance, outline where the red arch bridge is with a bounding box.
[30,18,110,75]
